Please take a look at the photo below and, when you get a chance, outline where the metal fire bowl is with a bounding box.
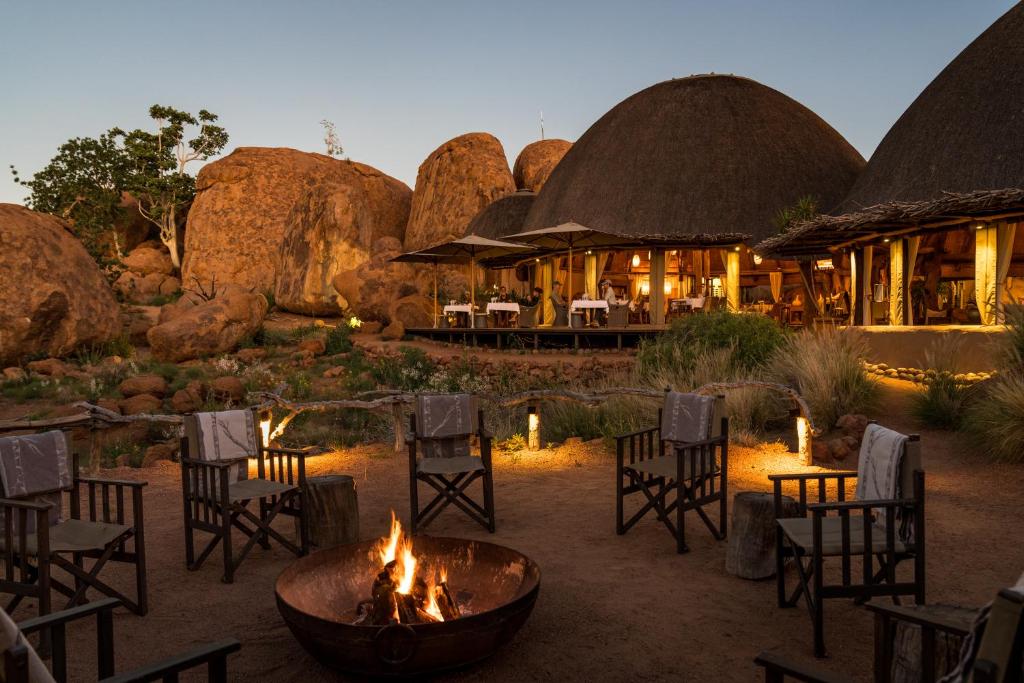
[275,536,541,678]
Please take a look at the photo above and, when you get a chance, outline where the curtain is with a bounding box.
[997,222,1017,323]
[905,236,920,325]
[861,247,874,325]
[584,252,599,299]
[976,225,998,325]
[726,250,740,311]
[769,271,783,303]
[849,250,858,324]
[541,258,554,326]
[889,240,904,325]
[693,250,704,296]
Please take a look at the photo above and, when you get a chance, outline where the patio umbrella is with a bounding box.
[390,251,450,328]
[401,234,535,328]
[505,222,626,304]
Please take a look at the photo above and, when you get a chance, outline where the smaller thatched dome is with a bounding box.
[840,3,1024,209]
[464,189,536,239]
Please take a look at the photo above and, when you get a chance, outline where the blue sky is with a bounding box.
[0,1,1014,204]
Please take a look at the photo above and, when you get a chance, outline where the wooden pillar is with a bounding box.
[849,248,860,325]
[726,248,741,312]
[905,236,920,325]
[584,252,599,299]
[797,260,820,319]
[650,249,666,325]
[996,222,1017,324]
[861,246,874,326]
[889,239,905,326]
[541,258,554,326]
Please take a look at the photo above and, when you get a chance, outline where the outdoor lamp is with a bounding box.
[527,404,540,451]
[259,409,273,448]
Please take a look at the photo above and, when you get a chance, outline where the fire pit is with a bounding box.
[275,515,541,677]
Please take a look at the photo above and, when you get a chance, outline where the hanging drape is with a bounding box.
[541,258,554,326]
[889,240,905,325]
[584,252,599,299]
[975,225,998,325]
[862,247,874,325]
[849,250,858,324]
[905,236,920,325]
[997,222,1017,323]
[692,250,704,296]
[726,250,740,311]
[769,271,783,303]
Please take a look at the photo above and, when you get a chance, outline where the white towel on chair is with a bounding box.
[195,410,256,482]
[856,424,910,542]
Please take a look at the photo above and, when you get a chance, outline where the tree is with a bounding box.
[773,195,820,234]
[320,119,344,158]
[118,105,228,269]
[10,133,132,265]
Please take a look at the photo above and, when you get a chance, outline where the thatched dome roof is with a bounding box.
[464,189,535,239]
[839,4,1024,210]
[523,75,865,245]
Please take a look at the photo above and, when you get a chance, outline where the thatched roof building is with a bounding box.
[523,74,865,246]
[464,189,535,240]
[759,3,1024,257]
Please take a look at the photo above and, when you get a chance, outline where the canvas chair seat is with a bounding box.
[778,516,907,557]
[228,478,296,503]
[417,456,485,475]
[0,518,131,556]
[624,452,721,481]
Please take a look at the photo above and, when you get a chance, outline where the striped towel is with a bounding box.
[415,394,477,459]
[660,392,714,444]
[0,430,71,531]
[856,424,911,543]
[195,411,256,482]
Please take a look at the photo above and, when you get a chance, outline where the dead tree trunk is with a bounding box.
[300,474,359,550]
[726,491,799,579]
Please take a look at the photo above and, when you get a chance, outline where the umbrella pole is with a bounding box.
[568,244,573,316]
[433,262,438,328]
[470,258,476,329]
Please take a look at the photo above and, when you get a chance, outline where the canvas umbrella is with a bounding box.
[505,222,627,305]
[402,234,535,328]
[390,251,452,328]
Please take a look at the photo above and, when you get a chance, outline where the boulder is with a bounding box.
[512,139,571,191]
[120,393,163,415]
[404,133,515,251]
[119,374,168,398]
[26,358,70,377]
[836,414,869,438]
[2,367,27,382]
[361,321,383,335]
[388,295,433,328]
[183,147,410,295]
[141,441,177,467]
[210,376,246,402]
[297,338,326,356]
[170,387,203,413]
[146,285,268,362]
[331,237,420,322]
[122,246,174,276]
[0,204,121,365]
[381,320,405,341]
[235,347,267,364]
[95,398,122,415]
[274,162,411,315]
[123,305,161,345]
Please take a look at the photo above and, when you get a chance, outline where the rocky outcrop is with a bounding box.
[513,139,571,192]
[404,133,515,251]
[0,204,121,365]
[331,237,419,322]
[274,163,411,315]
[113,243,180,303]
[183,148,411,295]
[146,285,267,362]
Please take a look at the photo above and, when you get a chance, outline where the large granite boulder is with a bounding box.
[331,237,419,323]
[0,204,121,365]
[183,147,409,293]
[513,139,571,192]
[404,133,515,251]
[146,284,267,362]
[274,163,411,315]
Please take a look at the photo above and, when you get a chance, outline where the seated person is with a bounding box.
[524,286,543,308]
[495,285,512,327]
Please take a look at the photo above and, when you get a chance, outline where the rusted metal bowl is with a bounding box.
[275,536,541,678]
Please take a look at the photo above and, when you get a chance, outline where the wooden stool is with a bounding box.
[726,491,798,579]
[301,474,359,549]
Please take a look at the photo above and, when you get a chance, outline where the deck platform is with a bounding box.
[405,325,667,349]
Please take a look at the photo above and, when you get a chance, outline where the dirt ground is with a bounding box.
[19,378,1024,682]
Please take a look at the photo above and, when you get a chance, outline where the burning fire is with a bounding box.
[357,512,457,625]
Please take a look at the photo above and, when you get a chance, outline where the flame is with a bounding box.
[371,512,451,621]
[424,583,444,621]
[397,541,416,595]
[377,512,403,566]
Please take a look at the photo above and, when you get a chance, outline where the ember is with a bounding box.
[354,512,463,625]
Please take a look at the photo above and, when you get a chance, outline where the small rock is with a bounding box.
[836,414,869,437]
[142,442,177,467]
[563,436,583,446]
[297,338,326,356]
[120,393,163,415]
[2,367,27,382]
[119,374,168,398]
[322,366,347,379]
[210,376,246,402]
[170,388,202,413]
[828,437,851,461]
[361,321,383,335]
[811,440,830,462]
[95,398,122,415]
[236,347,267,364]
[26,358,69,377]
[381,320,405,341]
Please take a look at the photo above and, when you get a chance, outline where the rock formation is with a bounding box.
[183,147,410,294]
[146,284,267,362]
[404,133,515,251]
[512,139,571,192]
[113,242,181,303]
[0,204,121,365]
[274,163,411,315]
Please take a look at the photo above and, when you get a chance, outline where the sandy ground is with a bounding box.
[16,378,1024,682]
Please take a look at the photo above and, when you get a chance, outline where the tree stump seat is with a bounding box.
[300,474,359,550]
[726,491,799,580]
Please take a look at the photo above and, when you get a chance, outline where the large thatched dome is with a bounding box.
[840,4,1024,210]
[524,75,865,245]
[464,189,535,239]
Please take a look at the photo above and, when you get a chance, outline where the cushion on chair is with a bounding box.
[624,454,720,481]
[228,478,297,503]
[1,518,131,556]
[417,456,486,475]
[778,516,907,556]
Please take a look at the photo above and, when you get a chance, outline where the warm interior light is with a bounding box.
[882,238,891,243]
[664,280,673,295]
[976,224,985,231]
[585,249,592,255]
[734,246,741,252]
[752,254,763,265]
[640,279,651,296]
[527,405,540,451]
[816,258,834,271]
[631,253,641,268]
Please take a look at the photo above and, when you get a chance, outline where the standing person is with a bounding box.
[599,279,617,325]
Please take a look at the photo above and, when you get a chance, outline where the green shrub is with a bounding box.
[911,336,973,429]
[637,311,786,383]
[71,336,136,365]
[0,376,59,401]
[961,374,1024,462]
[372,347,437,391]
[768,327,878,430]
[324,323,354,355]
[286,372,314,400]
[290,324,321,340]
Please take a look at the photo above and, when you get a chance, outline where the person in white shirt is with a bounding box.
[602,279,618,304]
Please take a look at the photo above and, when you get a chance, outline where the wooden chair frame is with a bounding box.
[2,597,239,683]
[770,435,926,658]
[180,410,310,583]
[0,437,148,628]
[615,406,729,554]
[407,408,495,534]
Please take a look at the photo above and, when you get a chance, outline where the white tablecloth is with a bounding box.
[443,304,473,314]
[679,297,705,309]
[485,302,520,314]
[570,300,610,313]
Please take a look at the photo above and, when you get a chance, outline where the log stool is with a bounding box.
[300,474,360,549]
[726,491,798,580]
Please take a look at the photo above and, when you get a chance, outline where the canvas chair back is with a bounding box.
[608,304,629,327]
[0,604,54,683]
[518,305,537,328]
[0,430,72,533]
[550,296,568,326]
[660,392,725,445]
[941,577,1024,683]
[183,410,257,484]
[414,394,478,459]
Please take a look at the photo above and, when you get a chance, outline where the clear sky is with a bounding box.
[0,1,1015,205]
